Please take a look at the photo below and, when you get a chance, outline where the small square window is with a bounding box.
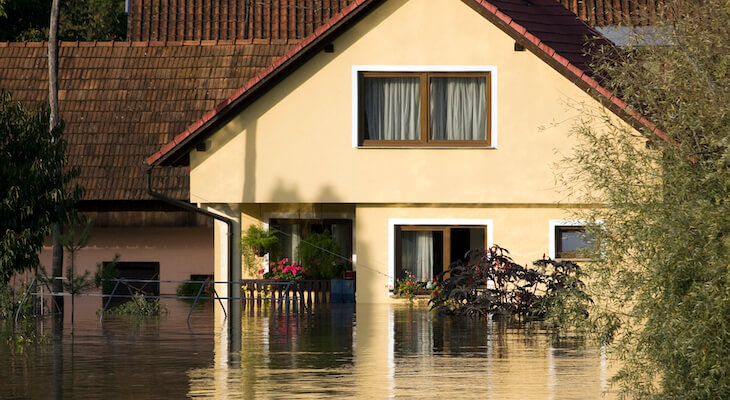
[555,226,593,259]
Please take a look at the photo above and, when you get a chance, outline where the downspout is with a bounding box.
[143,163,237,298]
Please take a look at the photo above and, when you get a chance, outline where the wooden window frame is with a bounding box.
[394,225,488,282]
[554,225,590,260]
[358,71,492,147]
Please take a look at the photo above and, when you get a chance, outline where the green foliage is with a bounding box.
[0,279,33,321]
[95,254,120,294]
[394,270,426,302]
[0,91,82,285]
[59,0,126,41]
[59,216,95,295]
[563,1,730,397]
[0,0,127,41]
[106,293,166,317]
[242,224,279,254]
[297,231,343,280]
[241,224,280,275]
[176,275,214,298]
[242,227,274,276]
[429,246,591,328]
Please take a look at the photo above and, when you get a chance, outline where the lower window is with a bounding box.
[554,225,592,259]
[395,225,486,282]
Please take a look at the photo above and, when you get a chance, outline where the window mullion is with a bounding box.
[421,73,429,144]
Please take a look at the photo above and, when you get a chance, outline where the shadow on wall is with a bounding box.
[268,178,343,204]
[243,117,256,202]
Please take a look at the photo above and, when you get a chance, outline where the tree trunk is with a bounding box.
[49,0,64,321]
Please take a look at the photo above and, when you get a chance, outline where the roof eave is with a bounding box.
[462,0,667,141]
[147,0,384,168]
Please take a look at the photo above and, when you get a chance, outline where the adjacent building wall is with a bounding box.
[39,226,213,295]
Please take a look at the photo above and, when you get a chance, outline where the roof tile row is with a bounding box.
[0,41,296,201]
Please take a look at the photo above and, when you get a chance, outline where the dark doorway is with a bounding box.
[103,261,160,307]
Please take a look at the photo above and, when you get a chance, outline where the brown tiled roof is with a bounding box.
[0,40,297,201]
[128,0,357,42]
[149,0,666,167]
[558,0,665,26]
[483,0,611,74]
[127,0,663,43]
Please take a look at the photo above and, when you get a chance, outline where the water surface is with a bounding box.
[2,298,615,399]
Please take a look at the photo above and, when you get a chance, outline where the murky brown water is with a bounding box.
[2,298,616,399]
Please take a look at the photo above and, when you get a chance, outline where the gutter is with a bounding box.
[142,162,237,298]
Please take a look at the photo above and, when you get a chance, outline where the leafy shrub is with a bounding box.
[176,275,214,298]
[241,224,280,276]
[429,245,591,326]
[95,254,120,294]
[0,280,33,321]
[297,231,343,279]
[106,293,166,317]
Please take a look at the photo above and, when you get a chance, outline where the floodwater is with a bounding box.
[2,298,616,399]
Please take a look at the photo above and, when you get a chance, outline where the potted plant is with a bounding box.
[241,224,279,257]
[297,231,353,303]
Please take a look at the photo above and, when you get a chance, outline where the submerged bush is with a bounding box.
[429,245,591,328]
[105,293,166,317]
[176,275,214,298]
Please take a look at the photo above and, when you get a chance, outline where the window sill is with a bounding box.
[555,258,593,263]
[356,145,497,149]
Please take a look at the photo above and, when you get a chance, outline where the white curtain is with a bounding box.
[364,77,420,140]
[430,77,487,140]
[401,231,434,282]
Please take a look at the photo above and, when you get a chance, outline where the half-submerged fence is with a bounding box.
[14,277,353,327]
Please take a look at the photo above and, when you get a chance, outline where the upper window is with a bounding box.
[358,71,491,147]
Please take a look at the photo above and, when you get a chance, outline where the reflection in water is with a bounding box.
[1,299,615,399]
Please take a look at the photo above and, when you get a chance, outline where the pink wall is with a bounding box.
[39,226,213,295]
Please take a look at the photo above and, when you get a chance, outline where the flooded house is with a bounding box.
[0,0,655,301]
[146,0,655,303]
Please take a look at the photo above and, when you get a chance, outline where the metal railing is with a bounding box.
[14,277,315,327]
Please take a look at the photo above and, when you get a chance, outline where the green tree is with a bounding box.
[0,0,126,41]
[564,1,730,398]
[0,91,82,285]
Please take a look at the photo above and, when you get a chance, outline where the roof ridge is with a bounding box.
[146,0,666,167]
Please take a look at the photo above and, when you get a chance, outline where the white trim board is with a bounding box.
[351,65,499,149]
[387,218,494,289]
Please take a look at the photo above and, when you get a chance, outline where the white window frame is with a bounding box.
[352,65,498,149]
[549,219,601,260]
[387,218,494,289]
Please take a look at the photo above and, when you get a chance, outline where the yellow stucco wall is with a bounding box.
[355,204,584,303]
[189,0,625,303]
[189,0,603,205]
[240,203,587,303]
